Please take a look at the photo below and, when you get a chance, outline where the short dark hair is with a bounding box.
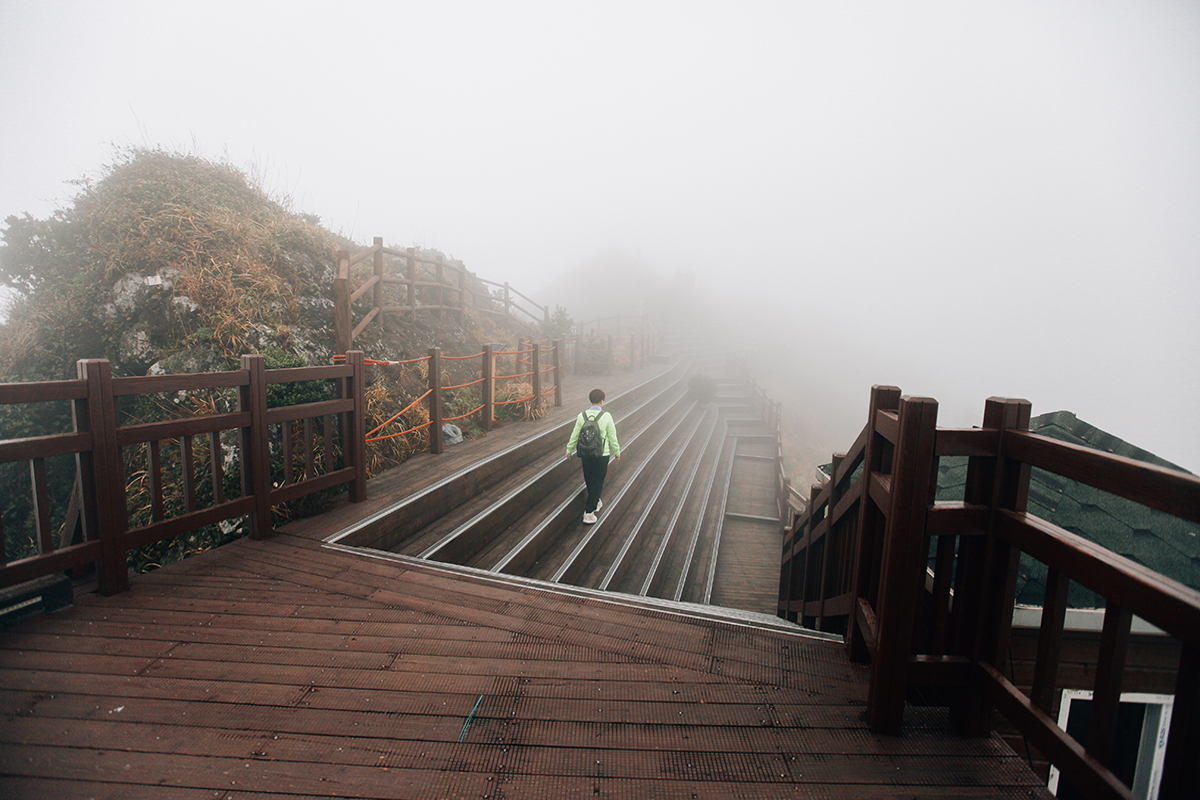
[589,389,605,404]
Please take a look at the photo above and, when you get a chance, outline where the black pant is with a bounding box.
[580,455,609,513]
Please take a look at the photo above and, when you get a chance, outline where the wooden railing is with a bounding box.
[367,342,566,450]
[334,238,548,351]
[0,353,367,596]
[568,333,654,375]
[478,278,548,325]
[778,386,1200,800]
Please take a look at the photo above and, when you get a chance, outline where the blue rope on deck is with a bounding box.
[457,694,484,744]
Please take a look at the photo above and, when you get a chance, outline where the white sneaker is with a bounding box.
[582,512,598,524]
[595,499,603,512]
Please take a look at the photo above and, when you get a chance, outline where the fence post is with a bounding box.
[866,395,939,735]
[435,255,445,319]
[482,344,494,432]
[846,385,903,663]
[531,342,541,413]
[406,247,417,323]
[607,335,613,375]
[345,350,368,503]
[428,347,443,454]
[801,482,821,626]
[334,249,351,353]
[504,282,511,317]
[240,353,272,539]
[372,237,384,329]
[952,396,1032,736]
[553,338,563,407]
[458,261,468,324]
[815,452,846,630]
[76,358,129,595]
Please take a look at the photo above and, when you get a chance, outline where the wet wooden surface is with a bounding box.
[0,528,1051,798]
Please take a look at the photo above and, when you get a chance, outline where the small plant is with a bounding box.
[541,305,574,341]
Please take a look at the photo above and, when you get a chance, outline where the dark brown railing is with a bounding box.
[779,386,1200,800]
[334,238,549,352]
[0,353,367,596]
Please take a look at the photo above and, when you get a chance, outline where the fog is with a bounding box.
[2,1,1197,474]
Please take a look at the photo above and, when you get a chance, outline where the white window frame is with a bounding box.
[1048,689,1174,800]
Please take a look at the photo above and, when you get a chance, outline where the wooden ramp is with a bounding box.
[0,530,1050,798]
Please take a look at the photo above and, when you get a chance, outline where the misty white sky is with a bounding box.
[1,1,1198,471]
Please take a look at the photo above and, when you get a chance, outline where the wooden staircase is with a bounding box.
[329,348,785,615]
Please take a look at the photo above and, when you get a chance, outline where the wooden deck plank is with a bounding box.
[0,503,1050,798]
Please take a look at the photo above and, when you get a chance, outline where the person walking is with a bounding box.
[566,388,621,524]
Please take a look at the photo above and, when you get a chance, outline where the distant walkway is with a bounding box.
[286,359,678,546]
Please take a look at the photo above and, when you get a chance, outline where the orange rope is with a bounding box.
[443,377,485,391]
[366,389,432,438]
[367,420,432,443]
[495,371,534,380]
[494,396,535,406]
[442,352,485,360]
[444,405,484,422]
[333,354,431,366]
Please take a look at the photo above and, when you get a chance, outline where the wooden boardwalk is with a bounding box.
[0,357,1052,797]
[0,531,1051,798]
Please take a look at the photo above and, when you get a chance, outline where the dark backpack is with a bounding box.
[576,411,607,457]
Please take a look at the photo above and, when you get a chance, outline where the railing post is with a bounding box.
[800,483,821,626]
[553,338,563,407]
[240,353,272,539]
[952,396,1032,736]
[76,358,128,595]
[428,347,443,454]
[1161,642,1200,799]
[607,335,613,375]
[406,247,418,323]
[816,453,846,630]
[846,385,902,663]
[531,342,541,414]
[866,395,939,735]
[482,344,494,432]
[372,237,385,328]
[504,282,511,317]
[458,261,469,323]
[435,254,445,319]
[334,249,351,353]
[344,350,367,503]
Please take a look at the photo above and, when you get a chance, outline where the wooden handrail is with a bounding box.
[0,353,370,596]
[779,385,1200,798]
[335,242,547,349]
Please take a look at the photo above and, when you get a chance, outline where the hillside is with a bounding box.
[0,148,539,383]
[0,149,548,567]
